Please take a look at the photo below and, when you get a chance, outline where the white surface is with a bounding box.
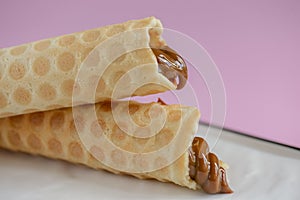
[0,124,299,200]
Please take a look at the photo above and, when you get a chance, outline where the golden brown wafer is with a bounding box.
[0,101,200,189]
[0,17,176,118]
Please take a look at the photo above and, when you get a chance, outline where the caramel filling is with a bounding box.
[152,46,188,89]
[189,137,233,194]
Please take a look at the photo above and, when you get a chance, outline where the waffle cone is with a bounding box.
[0,17,176,118]
[0,101,200,190]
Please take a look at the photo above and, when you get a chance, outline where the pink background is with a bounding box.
[0,0,299,148]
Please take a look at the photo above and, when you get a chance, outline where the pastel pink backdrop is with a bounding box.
[0,0,299,148]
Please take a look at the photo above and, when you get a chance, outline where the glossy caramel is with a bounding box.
[152,46,188,89]
[189,137,233,194]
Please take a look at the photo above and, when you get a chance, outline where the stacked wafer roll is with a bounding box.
[0,17,232,193]
[0,101,200,189]
[0,17,176,118]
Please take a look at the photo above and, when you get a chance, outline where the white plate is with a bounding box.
[1,124,299,200]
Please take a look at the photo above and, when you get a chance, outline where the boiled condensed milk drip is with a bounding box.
[189,137,233,193]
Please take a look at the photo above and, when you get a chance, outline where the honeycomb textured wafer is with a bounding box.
[0,17,175,118]
[0,101,200,190]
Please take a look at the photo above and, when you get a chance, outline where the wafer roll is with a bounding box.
[0,17,178,118]
[0,101,200,189]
